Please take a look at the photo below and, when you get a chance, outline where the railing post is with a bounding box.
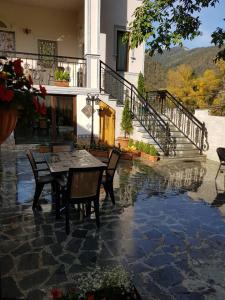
[99,60,102,92]
[200,122,206,155]
[131,84,133,113]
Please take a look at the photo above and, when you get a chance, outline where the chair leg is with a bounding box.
[108,182,115,205]
[103,182,109,198]
[33,183,44,210]
[215,163,221,180]
[93,199,100,228]
[65,200,70,235]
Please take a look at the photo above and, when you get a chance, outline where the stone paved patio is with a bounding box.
[1,150,225,299]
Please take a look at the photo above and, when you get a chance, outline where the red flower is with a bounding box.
[39,85,47,98]
[12,59,24,77]
[87,294,95,300]
[40,102,47,115]
[32,96,40,113]
[0,84,14,102]
[50,288,63,299]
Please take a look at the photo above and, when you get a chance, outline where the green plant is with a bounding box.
[138,141,145,152]
[137,71,145,97]
[120,98,133,138]
[54,69,70,82]
[134,140,140,150]
[128,138,134,147]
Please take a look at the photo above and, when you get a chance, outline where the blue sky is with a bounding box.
[183,1,225,48]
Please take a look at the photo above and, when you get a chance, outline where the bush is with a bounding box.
[131,140,158,156]
[134,141,140,150]
[128,139,134,148]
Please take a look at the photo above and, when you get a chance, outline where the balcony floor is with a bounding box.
[1,151,225,299]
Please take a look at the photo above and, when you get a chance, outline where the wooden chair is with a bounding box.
[60,167,104,234]
[102,149,121,204]
[26,150,54,210]
[215,147,225,179]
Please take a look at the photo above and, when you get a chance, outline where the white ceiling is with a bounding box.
[6,0,83,11]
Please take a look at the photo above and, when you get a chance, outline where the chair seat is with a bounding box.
[38,174,54,184]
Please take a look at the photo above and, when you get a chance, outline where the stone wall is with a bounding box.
[195,109,225,162]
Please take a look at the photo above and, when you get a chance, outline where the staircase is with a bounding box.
[99,61,209,159]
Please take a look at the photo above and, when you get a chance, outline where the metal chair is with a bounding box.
[60,167,104,234]
[26,150,54,210]
[215,147,225,179]
[102,149,121,204]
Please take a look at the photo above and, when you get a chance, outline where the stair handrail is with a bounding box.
[100,61,175,155]
[146,89,209,153]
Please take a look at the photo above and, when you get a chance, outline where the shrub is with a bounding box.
[121,98,133,138]
[134,141,140,150]
[128,138,134,147]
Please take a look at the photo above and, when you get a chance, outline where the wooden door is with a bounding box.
[99,101,115,146]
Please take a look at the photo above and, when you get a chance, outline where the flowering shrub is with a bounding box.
[0,56,46,116]
[50,266,140,300]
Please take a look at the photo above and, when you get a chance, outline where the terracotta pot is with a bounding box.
[54,80,69,87]
[117,137,129,150]
[89,149,109,158]
[141,152,160,162]
[0,109,17,145]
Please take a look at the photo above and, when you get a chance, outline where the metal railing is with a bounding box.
[146,90,209,154]
[100,61,176,156]
[0,51,86,87]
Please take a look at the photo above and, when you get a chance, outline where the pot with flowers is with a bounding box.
[0,56,47,145]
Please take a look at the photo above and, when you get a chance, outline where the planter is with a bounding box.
[121,150,141,160]
[0,109,17,145]
[89,149,109,158]
[54,80,69,87]
[141,151,160,162]
[117,137,129,150]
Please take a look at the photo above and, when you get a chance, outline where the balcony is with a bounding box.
[1,51,86,88]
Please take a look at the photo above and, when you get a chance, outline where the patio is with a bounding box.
[1,150,225,300]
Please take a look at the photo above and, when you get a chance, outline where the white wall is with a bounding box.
[76,95,100,138]
[195,109,225,162]
[0,1,84,57]
[100,0,144,86]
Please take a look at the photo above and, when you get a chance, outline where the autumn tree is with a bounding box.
[127,0,225,61]
[167,64,196,106]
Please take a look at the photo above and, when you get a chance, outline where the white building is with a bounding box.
[0,0,145,146]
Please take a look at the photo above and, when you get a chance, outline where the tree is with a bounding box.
[121,98,133,138]
[127,0,225,60]
[167,64,197,106]
[137,71,145,96]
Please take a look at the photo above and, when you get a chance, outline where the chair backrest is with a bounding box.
[107,149,121,178]
[26,150,38,181]
[217,147,225,163]
[67,167,104,200]
[52,143,72,153]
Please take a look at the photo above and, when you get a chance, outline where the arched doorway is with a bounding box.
[99,101,115,146]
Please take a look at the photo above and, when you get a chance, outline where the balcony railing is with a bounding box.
[0,51,86,88]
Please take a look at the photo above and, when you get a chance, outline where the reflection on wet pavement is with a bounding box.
[0,150,225,300]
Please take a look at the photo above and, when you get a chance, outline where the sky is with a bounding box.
[183,0,225,49]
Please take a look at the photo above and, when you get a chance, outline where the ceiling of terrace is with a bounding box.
[6,0,83,11]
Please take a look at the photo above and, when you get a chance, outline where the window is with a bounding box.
[116,31,129,72]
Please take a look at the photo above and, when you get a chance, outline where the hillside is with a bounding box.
[144,46,220,90]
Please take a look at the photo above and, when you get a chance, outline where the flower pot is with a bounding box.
[54,80,69,87]
[141,152,160,162]
[117,137,129,150]
[89,149,109,158]
[0,109,17,145]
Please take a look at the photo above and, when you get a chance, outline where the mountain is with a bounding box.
[144,46,220,90]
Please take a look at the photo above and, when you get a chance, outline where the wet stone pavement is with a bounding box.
[1,150,225,300]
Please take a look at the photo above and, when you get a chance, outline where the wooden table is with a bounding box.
[44,149,106,218]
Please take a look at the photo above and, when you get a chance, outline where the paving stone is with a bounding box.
[2,276,24,299]
[82,236,100,251]
[151,266,183,288]
[42,250,58,265]
[59,253,76,264]
[0,255,14,275]
[66,238,83,253]
[45,265,67,285]
[18,252,39,271]
[72,229,88,238]
[50,244,63,256]
[55,230,67,243]
[145,253,174,268]
[79,251,98,265]
[32,236,54,247]
[19,269,50,290]
[68,263,90,273]
[27,289,47,300]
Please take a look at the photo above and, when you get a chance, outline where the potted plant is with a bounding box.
[89,143,110,158]
[0,57,47,145]
[50,266,141,300]
[140,142,160,162]
[54,68,70,87]
[117,98,133,150]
